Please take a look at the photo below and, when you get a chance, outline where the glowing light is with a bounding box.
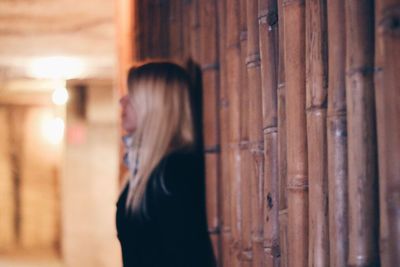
[41,116,65,145]
[52,86,69,105]
[29,56,85,79]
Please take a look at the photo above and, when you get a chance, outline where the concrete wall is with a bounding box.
[20,107,61,250]
[0,107,15,251]
[62,79,121,267]
[0,104,61,254]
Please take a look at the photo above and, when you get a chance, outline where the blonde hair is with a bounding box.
[125,61,195,211]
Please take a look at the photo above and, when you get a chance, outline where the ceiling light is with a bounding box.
[28,56,85,79]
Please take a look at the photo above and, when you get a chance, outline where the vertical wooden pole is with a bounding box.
[199,0,222,263]
[155,0,170,58]
[217,0,232,265]
[136,0,169,60]
[239,0,251,266]
[282,1,308,266]
[225,0,243,266]
[374,2,389,266]
[169,0,183,60]
[191,0,201,63]
[276,0,288,265]
[182,0,192,60]
[258,0,278,128]
[258,0,279,266]
[116,0,136,87]
[246,1,264,267]
[345,1,380,266]
[305,0,329,266]
[326,1,348,266]
[138,0,152,60]
[230,1,243,266]
[375,0,400,265]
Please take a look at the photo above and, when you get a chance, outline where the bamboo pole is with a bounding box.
[238,0,251,266]
[158,0,170,58]
[239,150,252,267]
[115,0,136,90]
[263,130,279,266]
[276,1,288,265]
[139,0,169,59]
[204,153,222,263]
[374,3,389,266]
[199,0,219,158]
[134,0,168,60]
[305,0,329,266]
[199,0,222,263]
[282,1,308,266]
[169,0,183,60]
[375,1,400,265]
[326,1,348,266]
[191,0,201,62]
[246,1,264,266]
[225,0,244,266]
[277,0,287,213]
[152,0,160,59]
[225,0,244,265]
[345,1,380,266]
[135,0,145,60]
[217,0,233,266]
[258,0,279,265]
[182,0,192,60]
[278,210,288,267]
[142,0,152,59]
[258,0,278,129]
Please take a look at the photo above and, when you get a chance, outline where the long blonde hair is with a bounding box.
[125,61,195,211]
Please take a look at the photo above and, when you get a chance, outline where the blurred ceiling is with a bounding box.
[0,0,115,84]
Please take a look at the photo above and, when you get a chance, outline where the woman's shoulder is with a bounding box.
[157,147,204,195]
[164,147,202,169]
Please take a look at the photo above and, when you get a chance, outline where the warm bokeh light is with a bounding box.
[28,56,85,79]
[41,116,65,145]
[52,86,69,105]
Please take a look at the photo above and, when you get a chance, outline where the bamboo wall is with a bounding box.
[116,0,400,266]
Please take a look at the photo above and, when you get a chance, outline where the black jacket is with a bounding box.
[116,148,216,267]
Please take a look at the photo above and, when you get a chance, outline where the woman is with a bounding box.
[116,61,216,267]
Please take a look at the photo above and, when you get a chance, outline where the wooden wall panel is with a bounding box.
[118,0,399,266]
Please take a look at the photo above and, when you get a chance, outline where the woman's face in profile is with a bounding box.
[120,94,137,133]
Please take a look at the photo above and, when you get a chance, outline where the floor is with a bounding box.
[0,251,63,267]
[0,258,63,267]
